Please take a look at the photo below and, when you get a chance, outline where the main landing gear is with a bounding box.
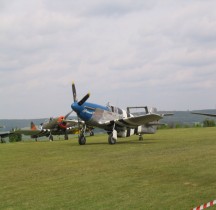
[108,133,116,144]
[49,133,53,141]
[89,130,94,136]
[78,124,86,145]
[108,124,117,145]
[64,133,69,140]
[78,135,86,145]
[138,134,144,141]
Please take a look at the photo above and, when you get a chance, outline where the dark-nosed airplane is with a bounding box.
[70,82,172,145]
[17,111,92,141]
[0,126,14,143]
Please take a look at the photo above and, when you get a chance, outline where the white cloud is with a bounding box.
[1,0,216,118]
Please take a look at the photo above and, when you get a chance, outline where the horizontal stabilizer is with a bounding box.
[147,122,166,126]
[191,112,216,117]
[161,113,174,116]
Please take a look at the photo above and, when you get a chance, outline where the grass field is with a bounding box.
[1,128,216,210]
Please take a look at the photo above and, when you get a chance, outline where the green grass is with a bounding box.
[1,128,216,210]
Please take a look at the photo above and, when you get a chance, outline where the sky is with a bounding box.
[1,0,216,119]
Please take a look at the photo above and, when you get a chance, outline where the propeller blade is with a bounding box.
[64,110,73,119]
[78,93,90,106]
[72,82,77,102]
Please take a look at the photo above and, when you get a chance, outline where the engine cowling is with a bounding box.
[57,116,67,130]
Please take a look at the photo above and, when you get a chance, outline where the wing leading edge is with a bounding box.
[114,114,163,128]
[0,131,14,138]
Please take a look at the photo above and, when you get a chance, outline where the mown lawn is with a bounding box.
[1,127,216,210]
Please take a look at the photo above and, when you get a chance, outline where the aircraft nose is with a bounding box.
[71,102,78,113]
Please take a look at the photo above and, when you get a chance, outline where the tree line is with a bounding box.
[159,119,216,129]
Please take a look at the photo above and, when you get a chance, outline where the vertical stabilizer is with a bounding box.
[31,122,37,130]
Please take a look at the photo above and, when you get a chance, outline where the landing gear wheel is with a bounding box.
[89,131,94,136]
[64,134,68,140]
[108,134,116,145]
[49,135,53,141]
[139,135,143,141]
[78,135,86,145]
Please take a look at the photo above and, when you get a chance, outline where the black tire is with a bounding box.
[49,135,53,141]
[78,135,86,145]
[108,134,116,145]
[64,134,68,140]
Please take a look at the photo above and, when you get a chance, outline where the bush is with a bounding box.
[175,123,182,128]
[184,124,191,128]
[203,119,215,127]
[158,124,169,129]
[194,123,202,128]
[9,133,22,142]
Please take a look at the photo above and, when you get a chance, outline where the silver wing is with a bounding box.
[0,131,14,138]
[93,108,163,128]
[114,114,163,128]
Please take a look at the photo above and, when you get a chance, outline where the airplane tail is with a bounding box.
[31,122,37,130]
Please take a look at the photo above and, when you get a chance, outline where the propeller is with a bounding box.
[71,82,90,135]
[71,82,90,106]
[64,110,73,119]
[72,82,77,102]
[78,93,90,106]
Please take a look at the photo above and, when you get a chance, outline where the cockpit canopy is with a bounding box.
[106,103,123,115]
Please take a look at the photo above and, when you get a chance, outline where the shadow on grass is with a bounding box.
[71,139,157,146]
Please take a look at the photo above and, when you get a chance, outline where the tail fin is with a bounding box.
[31,122,37,130]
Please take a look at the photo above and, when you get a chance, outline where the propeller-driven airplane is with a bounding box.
[0,132,12,143]
[17,111,92,141]
[70,82,172,145]
[0,126,14,143]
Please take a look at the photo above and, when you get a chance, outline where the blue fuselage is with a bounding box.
[71,101,110,122]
